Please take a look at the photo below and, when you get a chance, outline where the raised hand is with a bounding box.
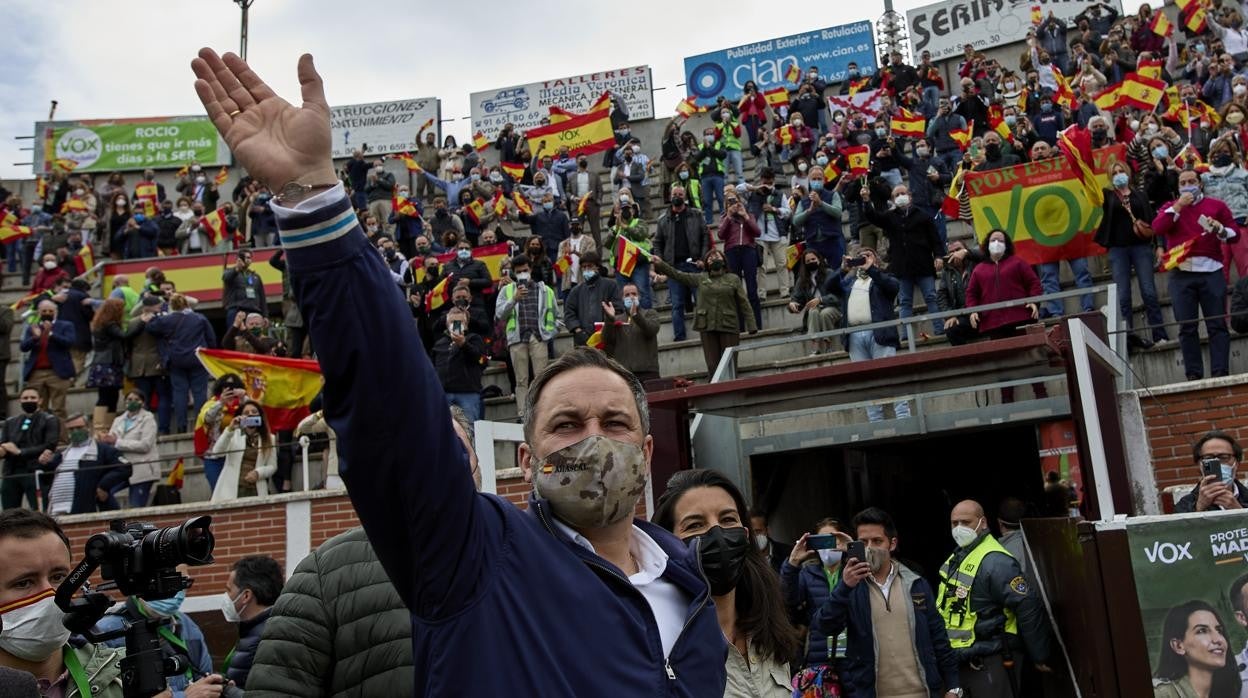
[191,49,336,192]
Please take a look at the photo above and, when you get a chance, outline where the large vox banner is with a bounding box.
[1126,512,1248,695]
[964,144,1124,265]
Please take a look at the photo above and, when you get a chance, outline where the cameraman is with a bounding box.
[1175,431,1247,512]
[93,590,225,698]
[0,509,125,696]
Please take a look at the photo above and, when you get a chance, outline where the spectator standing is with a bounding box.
[782,518,854,696]
[653,249,756,375]
[222,249,265,324]
[792,171,845,265]
[1152,170,1239,380]
[126,296,173,435]
[563,252,623,347]
[789,250,843,355]
[0,304,13,418]
[519,192,571,264]
[966,230,1048,403]
[556,219,597,300]
[601,282,662,382]
[210,399,276,501]
[414,128,442,202]
[862,183,944,337]
[145,294,217,433]
[567,155,604,249]
[495,255,557,418]
[0,389,60,509]
[197,373,245,491]
[1201,138,1248,284]
[365,160,395,234]
[691,127,728,225]
[344,150,370,210]
[719,198,764,330]
[222,555,284,690]
[86,298,127,429]
[715,106,746,183]
[603,206,652,308]
[1097,160,1169,349]
[937,240,982,346]
[836,249,910,422]
[222,312,279,355]
[21,300,76,420]
[99,389,160,508]
[434,304,487,424]
[269,249,307,358]
[745,169,792,302]
[30,253,69,294]
[653,190,710,341]
[43,413,131,516]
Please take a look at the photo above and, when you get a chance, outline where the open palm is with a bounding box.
[190,48,336,190]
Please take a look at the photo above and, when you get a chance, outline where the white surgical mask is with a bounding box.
[988,240,1006,257]
[43,261,57,270]
[220,592,245,624]
[894,194,911,207]
[0,593,72,662]
[817,549,844,568]
[952,519,982,548]
[515,271,531,282]
[753,534,769,551]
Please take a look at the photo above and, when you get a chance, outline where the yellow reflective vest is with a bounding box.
[936,534,1019,649]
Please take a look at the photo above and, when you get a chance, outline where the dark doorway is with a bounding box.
[751,424,1045,584]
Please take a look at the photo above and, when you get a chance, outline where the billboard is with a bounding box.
[34,115,231,174]
[1126,512,1248,695]
[470,67,654,141]
[328,98,441,159]
[683,22,877,106]
[907,0,1122,61]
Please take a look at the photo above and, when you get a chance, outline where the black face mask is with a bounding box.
[687,526,750,596]
[671,197,685,209]
[621,210,633,221]
[453,298,470,309]
[1213,153,1235,167]
[985,144,1002,159]
[20,401,38,414]
[1091,129,1108,144]
[40,314,55,323]
[709,259,726,272]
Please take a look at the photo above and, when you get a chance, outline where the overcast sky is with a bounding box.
[0,0,1146,181]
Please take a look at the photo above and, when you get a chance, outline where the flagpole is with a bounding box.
[233,0,255,61]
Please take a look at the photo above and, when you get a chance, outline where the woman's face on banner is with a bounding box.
[1173,609,1229,671]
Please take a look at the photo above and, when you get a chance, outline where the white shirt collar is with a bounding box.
[551,518,669,585]
[868,561,899,597]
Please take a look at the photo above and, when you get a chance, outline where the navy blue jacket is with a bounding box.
[20,320,77,380]
[781,560,842,667]
[836,267,900,349]
[812,563,959,697]
[275,191,728,697]
[45,441,130,515]
[56,288,95,350]
[144,311,217,370]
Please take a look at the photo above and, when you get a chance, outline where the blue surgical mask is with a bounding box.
[1153,146,1169,159]
[810,181,824,191]
[874,127,887,137]
[1005,115,1017,126]
[1112,172,1130,188]
[1180,185,1201,198]
[145,590,186,616]
[1040,102,1053,113]
[542,201,554,211]
[583,270,597,281]
[457,249,472,261]
[134,213,146,222]
[815,155,829,166]
[623,297,636,310]
[679,171,690,180]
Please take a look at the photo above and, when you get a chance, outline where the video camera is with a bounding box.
[56,516,216,698]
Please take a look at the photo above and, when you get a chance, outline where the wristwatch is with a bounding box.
[947,689,965,697]
[274,180,339,206]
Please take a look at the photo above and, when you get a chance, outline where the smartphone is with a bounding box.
[845,541,867,566]
[1202,456,1225,482]
[240,415,263,429]
[846,256,868,267]
[451,320,464,335]
[969,144,983,159]
[807,534,839,551]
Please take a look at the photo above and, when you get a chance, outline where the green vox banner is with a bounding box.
[34,115,231,174]
[1126,512,1248,697]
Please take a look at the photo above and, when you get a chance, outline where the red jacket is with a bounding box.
[30,267,69,294]
[1151,195,1239,265]
[965,254,1042,333]
[717,214,760,250]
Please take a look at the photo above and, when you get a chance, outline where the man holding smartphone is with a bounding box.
[1175,431,1247,512]
[433,305,487,424]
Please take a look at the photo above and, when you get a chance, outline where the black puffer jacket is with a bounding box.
[226,607,269,689]
[247,527,412,698]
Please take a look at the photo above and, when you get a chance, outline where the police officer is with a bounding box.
[937,500,1052,697]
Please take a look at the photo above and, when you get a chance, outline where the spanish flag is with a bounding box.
[1181,4,1207,33]
[473,131,490,152]
[1057,125,1103,207]
[194,395,234,455]
[614,236,647,277]
[35,177,47,201]
[1149,12,1173,38]
[136,182,159,217]
[523,105,616,157]
[785,242,805,270]
[166,457,185,489]
[399,152,422,172]
[554,254,573,276]
[585,322,606,350]
[1161,238,1197,271]
[199,208,229,247]
[9,292,41,311]
[576,193,591,218]
[214,166,229,186]
[420,117,435,131]
[950,121,973,151]
[54,158,77,172]
[1051,67,1077,110]
[1138,57,1164,80]
[550,92,611,124]
[987,105,1012,141]
[784,63,801,84]
[762,87,789,109]
[845,145,870,176]
[512,191,533,216]
[1031,4,1042,24]
[196,348,324,431]
[60,199,89,214]
[501,162,526,181]
[425,274,452,312]
[943,164,965,220]
[847,78,871,98]
[74,243,94,276]
[676,96,703,117]
[1118,72,1166,111]
[0,224,32,244]
[464,198,487,226]
[492,192,508,217]
[890,108,926,138]
[1092,83,1122,111]
[823,160,841,183]
[393,194,420,218]
[776,125,796,147]
[1175,143,1208,173]
[176,164,190,179]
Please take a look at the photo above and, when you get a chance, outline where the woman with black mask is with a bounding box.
[653,469,801,698]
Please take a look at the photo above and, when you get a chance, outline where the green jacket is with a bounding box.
[604,218,651,267]
[66,642,125,698]
[496,281,558,345]
[655,258,756,334]
[247,527,413,698]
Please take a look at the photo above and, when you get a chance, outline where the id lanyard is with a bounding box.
[62,645,92,698]
[136,600,194,681]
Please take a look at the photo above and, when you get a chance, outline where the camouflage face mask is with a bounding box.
[533,435,648,529]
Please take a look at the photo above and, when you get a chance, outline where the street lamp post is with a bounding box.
[234,0,255,61]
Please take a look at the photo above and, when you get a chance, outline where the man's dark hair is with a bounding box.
[0,509,70,552]
[1230,572,1248,614]
[524,347,648,442]
[212,372,244,397]
[580,251,601,267]
[1045,470,1061,484]
[813,517,842,532]
[851,507,898,539]
[232,555,284,606]
[759,167,775,180]
[749,509,768,523]
[509,254,531,270]
[1194,430,1243,463]
[998,497,1027,529]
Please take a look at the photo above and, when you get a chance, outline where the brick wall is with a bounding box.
[1139,377,1248,497]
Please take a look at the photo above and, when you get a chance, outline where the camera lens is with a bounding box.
[142,516,215,569]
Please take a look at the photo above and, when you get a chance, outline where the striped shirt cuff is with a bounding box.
[270,184,357,249]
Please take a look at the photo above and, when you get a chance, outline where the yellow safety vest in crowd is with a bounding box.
[936,534,1019,649]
